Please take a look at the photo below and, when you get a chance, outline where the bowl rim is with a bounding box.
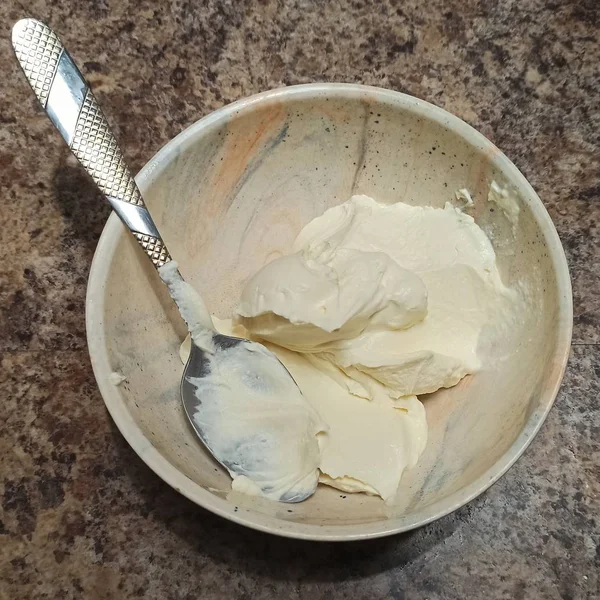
[86,82,573,541]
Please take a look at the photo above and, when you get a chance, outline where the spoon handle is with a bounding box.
[12,18,172,268]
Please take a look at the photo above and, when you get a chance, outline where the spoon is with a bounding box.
[12,18,322,503]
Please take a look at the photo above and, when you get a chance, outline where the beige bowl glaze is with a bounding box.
[86,84,572,541]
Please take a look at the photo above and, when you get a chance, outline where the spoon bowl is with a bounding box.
[182,339,320,503]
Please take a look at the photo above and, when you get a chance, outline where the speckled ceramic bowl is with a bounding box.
[86,84,572,541]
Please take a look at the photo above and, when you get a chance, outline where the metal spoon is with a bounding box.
[12,18,319,503]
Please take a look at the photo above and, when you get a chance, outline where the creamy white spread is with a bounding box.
[238,245,427,350]
[160,260,215,349]
[488,180,520,233]
[233,194,515,502]
[454,188,474,208]
[182,319,426,503]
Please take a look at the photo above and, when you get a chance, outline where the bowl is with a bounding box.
[86,83,572,541]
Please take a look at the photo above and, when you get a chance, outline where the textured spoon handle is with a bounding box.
[12,18,171,268]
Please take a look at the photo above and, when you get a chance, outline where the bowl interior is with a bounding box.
[87,85,571,539]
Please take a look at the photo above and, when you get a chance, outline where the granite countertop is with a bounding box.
[1,1,598,598]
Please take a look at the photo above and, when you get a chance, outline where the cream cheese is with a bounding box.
[181,318,426,503]
[236,195,515,500]
[488,180,520,233]
[238,246,428,351]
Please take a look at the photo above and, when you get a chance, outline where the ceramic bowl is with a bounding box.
[86,84,572,540]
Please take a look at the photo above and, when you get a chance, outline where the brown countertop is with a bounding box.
[1,1,598,598]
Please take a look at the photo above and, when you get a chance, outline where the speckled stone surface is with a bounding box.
[1,1,598,598]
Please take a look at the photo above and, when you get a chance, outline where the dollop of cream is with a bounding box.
[181,319,426,503]
[238,247,428,351]
[236,195,515,501]
[488,180,520,232]
[454,188,474,208]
